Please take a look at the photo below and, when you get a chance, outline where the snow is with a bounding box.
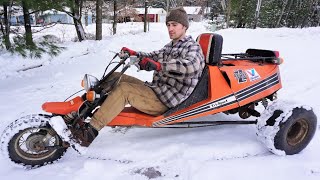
[135,8,167,14]
[0,22,320,179]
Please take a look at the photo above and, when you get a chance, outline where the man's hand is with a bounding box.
[139,57,161,71]
[121,47,136,56]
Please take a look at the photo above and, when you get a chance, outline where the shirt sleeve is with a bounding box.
[137,47,166,61]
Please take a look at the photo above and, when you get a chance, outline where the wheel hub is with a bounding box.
[287,118,309,146]
[25,134,48,152]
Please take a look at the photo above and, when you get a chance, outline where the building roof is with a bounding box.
[183,6,201,15]
[134,8,166,14]
[182,6,211,15]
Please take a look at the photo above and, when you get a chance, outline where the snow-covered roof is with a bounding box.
[42,7,74,14]
[42,9,67,15]
[134,8,166,14]
[0,6,24,16]
[183,6,201,15]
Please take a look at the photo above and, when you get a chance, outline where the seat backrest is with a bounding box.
[163,66,209,117]
[196,33,223,65]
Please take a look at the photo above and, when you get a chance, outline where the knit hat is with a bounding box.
[166,7,189,29]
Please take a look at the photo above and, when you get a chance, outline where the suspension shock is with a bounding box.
[62,111,78,124]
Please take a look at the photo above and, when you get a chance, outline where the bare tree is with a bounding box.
[113,0,117,35]
[226,0,231,28]
[276,0,289,27]
[96,0,102,40]
[253,0,263,29]
[73,0,86,41]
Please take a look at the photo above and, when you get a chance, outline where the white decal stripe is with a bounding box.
[236,73,278,97]
[160,94,235,123]
[238,79,279,101]
[153,96,237,126]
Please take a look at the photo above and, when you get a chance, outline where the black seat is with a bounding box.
[163,66,209,117]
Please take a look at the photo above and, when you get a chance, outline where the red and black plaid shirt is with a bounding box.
[139,35,205,108]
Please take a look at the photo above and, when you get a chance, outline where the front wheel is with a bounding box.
[257,101,317,155]
[1,114,68,167]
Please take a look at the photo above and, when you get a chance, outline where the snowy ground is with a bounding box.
[0,22,320,179]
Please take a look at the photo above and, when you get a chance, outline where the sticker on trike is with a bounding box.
[234,69,247,83]
[246,68,261,81]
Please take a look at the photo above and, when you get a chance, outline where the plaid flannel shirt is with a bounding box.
[138,35,205,108]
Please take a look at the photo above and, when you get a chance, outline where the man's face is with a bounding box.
[166,21,187,41]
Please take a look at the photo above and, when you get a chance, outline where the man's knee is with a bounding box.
[116,82,132,95]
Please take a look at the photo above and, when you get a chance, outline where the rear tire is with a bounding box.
[273,107,317,155]
[257,101,317,155]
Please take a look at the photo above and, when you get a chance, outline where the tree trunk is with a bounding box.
[253,0,263,29]
[236,0,244,28]
[276,0,289,27]
[144,0,148,32]
[22,0,34,46]
[96,0,102,40]
[284,0,294,26]
[226,0,232,28]
[2,2,11,50]
[113,0,117,35]
[73,0,86,41]
[85,11,88,26]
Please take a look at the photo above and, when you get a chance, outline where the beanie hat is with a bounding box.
[166,7,189,29]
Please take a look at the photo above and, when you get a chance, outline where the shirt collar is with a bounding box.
[170,35,192,46]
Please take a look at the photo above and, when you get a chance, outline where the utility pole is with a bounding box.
[167,0,169,12]
[113,0,117,35]
[144,0,148,32]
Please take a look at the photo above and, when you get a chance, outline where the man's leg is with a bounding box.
[71,77,168,147]
[90,81,168,130]
[100,72,145,91]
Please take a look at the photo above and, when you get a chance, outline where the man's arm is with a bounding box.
[138,47,166,61]
[161,44,204,79]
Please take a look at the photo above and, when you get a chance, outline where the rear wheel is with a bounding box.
[273,108,317,155]
[257,101,317,155]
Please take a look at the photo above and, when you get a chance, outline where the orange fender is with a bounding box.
[42,96,83,115]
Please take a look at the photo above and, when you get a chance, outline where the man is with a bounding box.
[71,7,205,147]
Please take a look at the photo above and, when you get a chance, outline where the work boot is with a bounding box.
[69,123,99,147]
